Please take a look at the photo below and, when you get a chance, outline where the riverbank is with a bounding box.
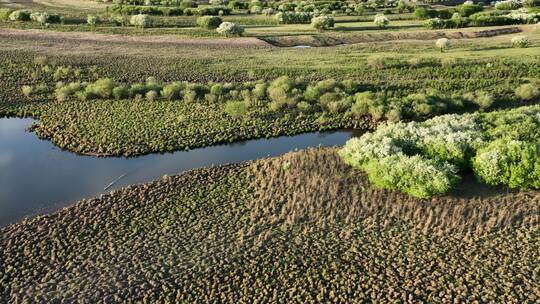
[0,117,359,226]
[2,147,539,302]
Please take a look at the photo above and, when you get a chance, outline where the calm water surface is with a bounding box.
[0,118,360,226]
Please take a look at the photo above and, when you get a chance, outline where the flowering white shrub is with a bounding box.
[511,35,530,48]
[506,8,539,22]
[473,140,540,188]
[494,0,522,10]
[130,14,152,28]
[373,13,389,28]
[216,22,244,36]
[435,38,451,52]
[311,15,335,31]
[339,114,485,198]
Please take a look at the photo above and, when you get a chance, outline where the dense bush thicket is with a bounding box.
[1,9,62,24]
[424,8,540,29]
[341,104,540,198]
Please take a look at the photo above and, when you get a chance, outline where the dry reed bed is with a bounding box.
[249,148,540,234]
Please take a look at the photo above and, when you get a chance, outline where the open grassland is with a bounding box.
[1,147,539,303]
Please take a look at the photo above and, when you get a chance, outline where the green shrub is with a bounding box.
[30,12,61,24]
[0,8,13,21]
[198,6,231,16]
[87,14,101,27]
[473,140,540,189]
[181,0,196,8]
[85,78,116,99]
[183,89,197,102]
[364,155,459,198]
[515,83,539,101]
[224,101,247,118]
[161,82,184,100]
[112,86,128,100]
[464,91,494,110]
[311,15,334,32]
[9,10,31,21]
[455,3,483,17]
[275,11,313,24]
[267,76,294,104]
[56,82,83,101]
[413,7,438,20]
[196,15,222,29]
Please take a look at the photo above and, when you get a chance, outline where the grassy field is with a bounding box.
[1,0,540,302]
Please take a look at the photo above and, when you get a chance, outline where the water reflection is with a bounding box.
[0,118,360,226]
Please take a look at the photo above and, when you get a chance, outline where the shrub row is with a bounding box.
[424,9,540,29]
[24,76,535,123]
[0,9,61,24]
[110,4,183,16]
[114,0,196,7]
[110,4,230,16]
[275,11,313,24]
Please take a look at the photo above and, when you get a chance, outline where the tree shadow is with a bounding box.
[449,173,513,199]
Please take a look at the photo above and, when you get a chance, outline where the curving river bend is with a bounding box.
[0,118,361,227]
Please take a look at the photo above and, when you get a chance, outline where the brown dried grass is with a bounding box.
[248,147,540,235]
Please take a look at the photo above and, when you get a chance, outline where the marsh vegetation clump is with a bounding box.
[515,83,540,101]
